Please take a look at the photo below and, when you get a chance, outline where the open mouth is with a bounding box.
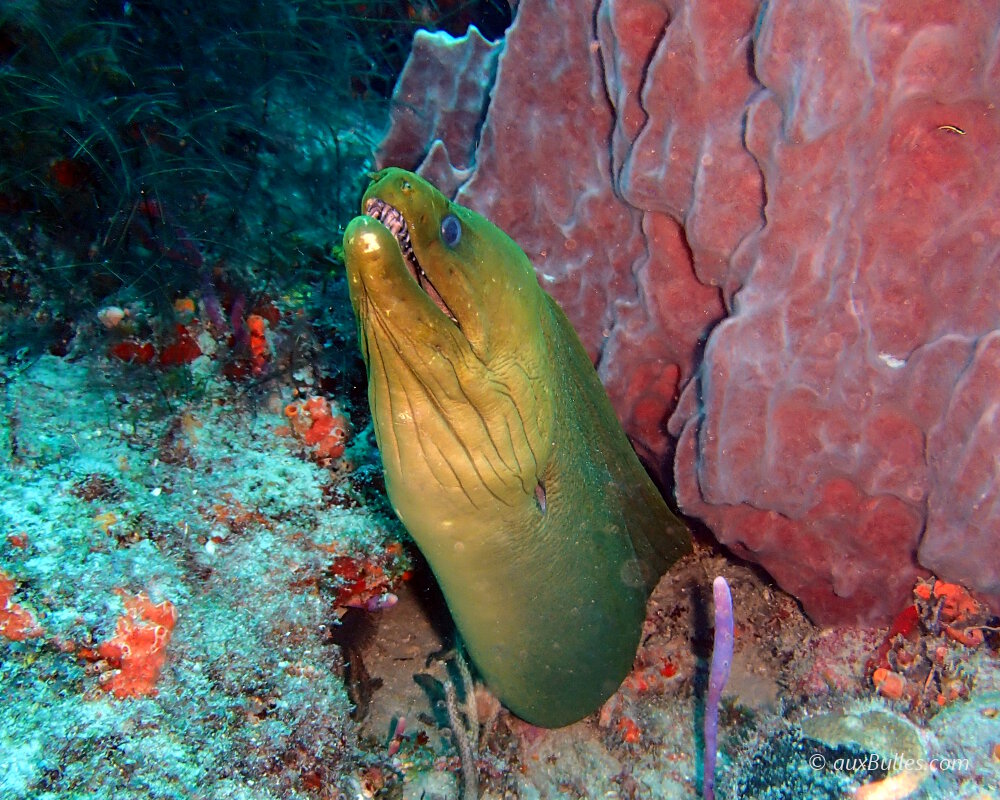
[365,197,459,326]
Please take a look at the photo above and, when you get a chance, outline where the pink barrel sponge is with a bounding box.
[375,0,1000,623]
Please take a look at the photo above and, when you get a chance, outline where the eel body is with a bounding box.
[343,168,691,727]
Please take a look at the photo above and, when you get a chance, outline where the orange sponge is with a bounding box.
[92,590,177,698]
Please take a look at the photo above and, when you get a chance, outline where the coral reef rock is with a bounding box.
[376,0,1000,624]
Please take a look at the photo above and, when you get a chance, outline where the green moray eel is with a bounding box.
[343,168,691,727]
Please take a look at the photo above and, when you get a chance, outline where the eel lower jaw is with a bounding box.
[364,198,460,327]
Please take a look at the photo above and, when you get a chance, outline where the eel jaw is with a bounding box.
[364,197,460,327]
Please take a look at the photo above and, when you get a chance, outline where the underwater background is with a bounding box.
[2,1,999,799]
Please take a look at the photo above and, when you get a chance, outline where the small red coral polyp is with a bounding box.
[329,555,379,606]
[616,716,642,744]
[48,157,91,190]
[159,324,202,366]
[109,339,156,364]
[869,603,920,673]
[83,590,177,699]
[326,554,399,610]
[7,533,28,548]
[0,572,44,641]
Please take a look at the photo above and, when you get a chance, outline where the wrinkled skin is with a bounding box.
[343,168,690,727]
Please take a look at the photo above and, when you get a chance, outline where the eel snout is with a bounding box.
[365,197,458,325]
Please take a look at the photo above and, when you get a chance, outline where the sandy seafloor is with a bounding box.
[2,349,999,800]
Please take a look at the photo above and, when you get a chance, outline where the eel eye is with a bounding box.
[441,214,462,247]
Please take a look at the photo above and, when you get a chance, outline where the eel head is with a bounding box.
[343,168,554,528]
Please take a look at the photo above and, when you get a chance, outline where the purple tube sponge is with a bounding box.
[704,576,734,800]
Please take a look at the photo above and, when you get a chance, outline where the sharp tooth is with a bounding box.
[366,199,419,267]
